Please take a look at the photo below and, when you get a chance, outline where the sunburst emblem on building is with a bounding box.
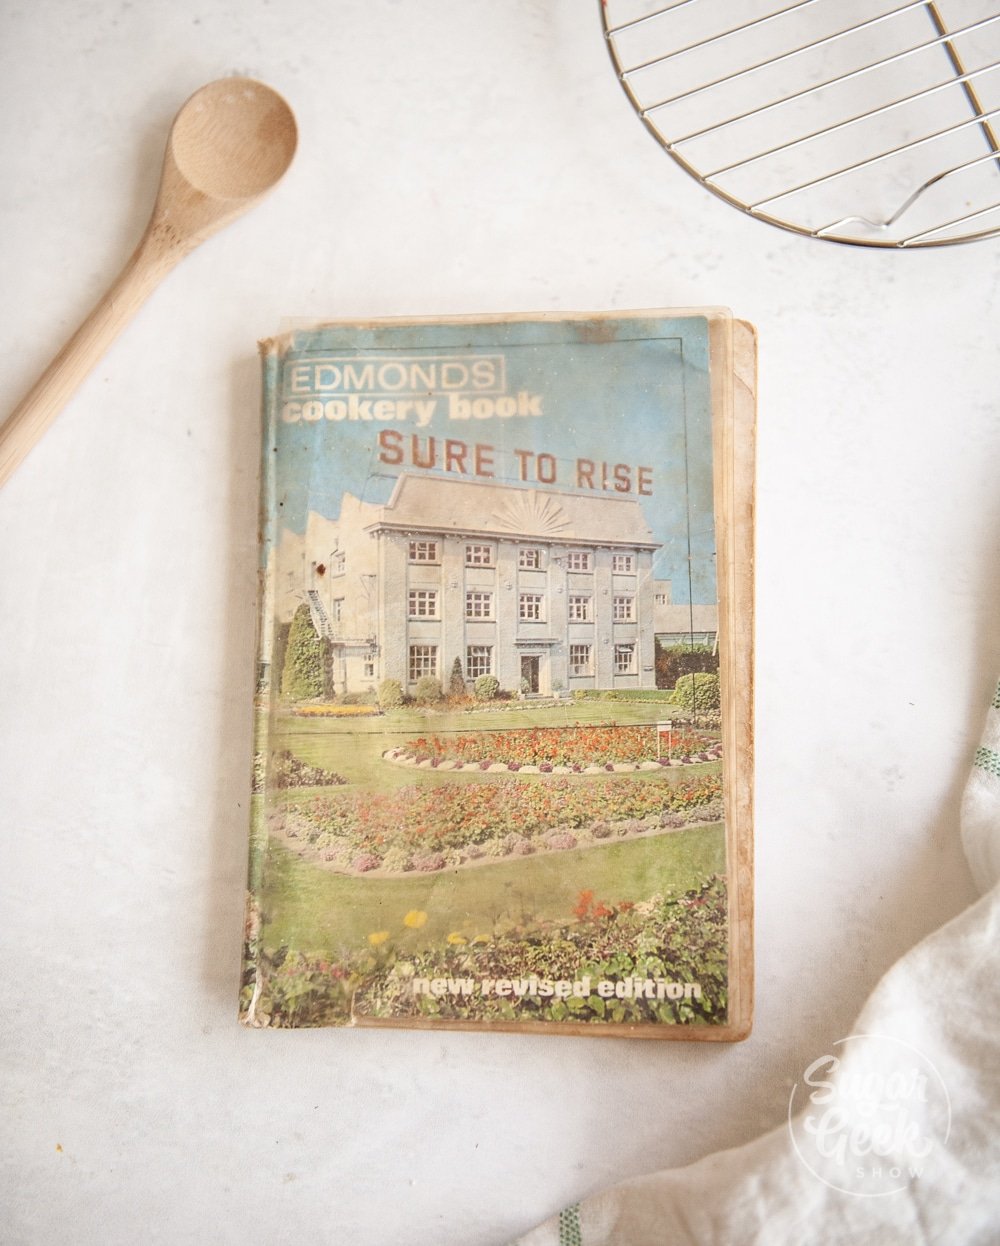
[491,491,571,536]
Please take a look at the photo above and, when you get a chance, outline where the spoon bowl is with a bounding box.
[0,77,297,487]
[169,79,297,202]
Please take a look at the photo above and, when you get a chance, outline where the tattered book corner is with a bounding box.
[241,310,755,1039]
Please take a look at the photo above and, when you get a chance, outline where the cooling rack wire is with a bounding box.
[601,0,1000,246]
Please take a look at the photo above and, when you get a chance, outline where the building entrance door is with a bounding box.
[520,655,540,694]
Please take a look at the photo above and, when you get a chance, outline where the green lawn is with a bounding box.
[256,821,725,956]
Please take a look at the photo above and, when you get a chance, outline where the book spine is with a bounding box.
[239,337,284,1026]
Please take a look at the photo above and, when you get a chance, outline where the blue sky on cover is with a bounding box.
[263,315,716,604]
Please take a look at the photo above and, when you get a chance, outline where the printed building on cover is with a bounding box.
[272,473,664,696]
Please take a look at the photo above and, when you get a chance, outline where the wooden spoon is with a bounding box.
[0,78,297,487]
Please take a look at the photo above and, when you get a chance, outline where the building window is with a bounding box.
[519,593,544,621]
[569,644,592,676]
[655,592,668,606]
[332,551,346,575]
[363,659,375,678]
[612,554,634,573]
[518,548,541,569]
[466,645,492,678]
[612,595,634,622]
[614,643,636,674]
[332,597,344,622]
[408,589,438,618]
[408,540,438,563]
[465,591,493,619]
[408,645,437,681]
[567,595,592,622]
[465,543,494,566]
[566,552,591,571]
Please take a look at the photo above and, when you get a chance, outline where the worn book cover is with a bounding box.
[241,310,754,1039]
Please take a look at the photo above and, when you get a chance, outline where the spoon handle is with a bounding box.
[0,234,178,488]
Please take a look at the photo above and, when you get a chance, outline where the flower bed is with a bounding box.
[290,704,378,718]
[242,875,729,1028]
[276,772,723,873]
[385,724,720,772]
[252,750,348,794]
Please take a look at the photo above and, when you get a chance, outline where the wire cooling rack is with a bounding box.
[601,0,1000,246]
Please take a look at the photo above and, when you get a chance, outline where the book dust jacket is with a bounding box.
[242,310,754,1039]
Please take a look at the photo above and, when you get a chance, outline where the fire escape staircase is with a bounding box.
[305,590,334,640]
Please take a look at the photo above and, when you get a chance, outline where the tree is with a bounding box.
[281,604,325,700]
[449,656,466,697]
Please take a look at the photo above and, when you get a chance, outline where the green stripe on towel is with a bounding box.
[558,1203,583,1246]
[974,746,1000,779]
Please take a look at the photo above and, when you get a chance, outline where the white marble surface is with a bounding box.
[1,3,997,1243]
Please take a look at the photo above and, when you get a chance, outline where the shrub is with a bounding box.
[320,637,337,699]
[414,676,443,704]
[671,672,720,714]
[259,750,347,792]
[377,679,404,710]
[413,853,446,872]
[474,674,501,701]
[381,846,414,873]
[270,621,291,695]
[352,853,381,873]
[281,604,325,700]
[655,641,719,690]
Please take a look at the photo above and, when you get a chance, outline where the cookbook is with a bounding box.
[241,309,754,1039]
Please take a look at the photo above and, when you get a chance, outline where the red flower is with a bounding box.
[573,889,594,920]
